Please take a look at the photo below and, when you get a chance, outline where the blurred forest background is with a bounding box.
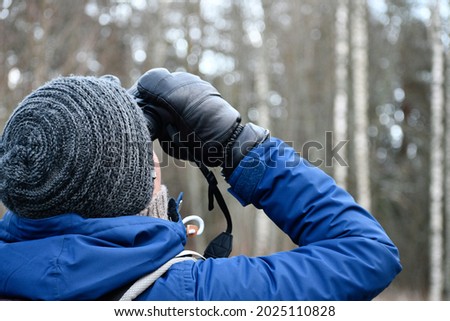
[1,0,450,300]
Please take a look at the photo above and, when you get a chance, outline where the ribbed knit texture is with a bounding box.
[0,76,154,219]
[139,185,169,220]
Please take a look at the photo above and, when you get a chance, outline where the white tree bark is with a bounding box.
[429,0,445,301]
[445,6,450,301]
[252,0,275,256]
[351,0,371,211]
[150,1,169,67]
[333,0,350,189]
[253,51,276,256]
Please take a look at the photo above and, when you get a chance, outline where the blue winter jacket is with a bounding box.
[0,137,401,300]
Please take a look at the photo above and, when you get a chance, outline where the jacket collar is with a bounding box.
[0,211,187,300]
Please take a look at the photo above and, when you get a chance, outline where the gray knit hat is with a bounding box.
[0,75,154,219]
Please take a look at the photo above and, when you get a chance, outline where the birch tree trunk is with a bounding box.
[429,0,445,301]
[147,0,169,67]
[253,52,276,255]
[252,0,276,256]
[445,16,450,300]
[333,0,349,189]
[351,0,371,211]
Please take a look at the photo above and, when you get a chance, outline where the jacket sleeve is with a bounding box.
[191,137,402,300]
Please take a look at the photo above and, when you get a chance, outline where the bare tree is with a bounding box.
[445,9,450,300]
[253,55,275,255]
[0,0,443,298]
[351,0,371,211]
[429,0,445,301]
[333,0,349,188]
[238,0,277,255]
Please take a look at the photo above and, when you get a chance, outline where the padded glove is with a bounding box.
[129,68,269,177]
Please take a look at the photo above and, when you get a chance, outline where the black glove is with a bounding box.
[129,68,269,177]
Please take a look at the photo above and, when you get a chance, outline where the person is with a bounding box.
[0,69,401,301]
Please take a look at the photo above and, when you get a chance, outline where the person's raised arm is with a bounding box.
[130,69,402,300]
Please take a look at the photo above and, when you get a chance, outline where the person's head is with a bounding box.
[0,75,158,219]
